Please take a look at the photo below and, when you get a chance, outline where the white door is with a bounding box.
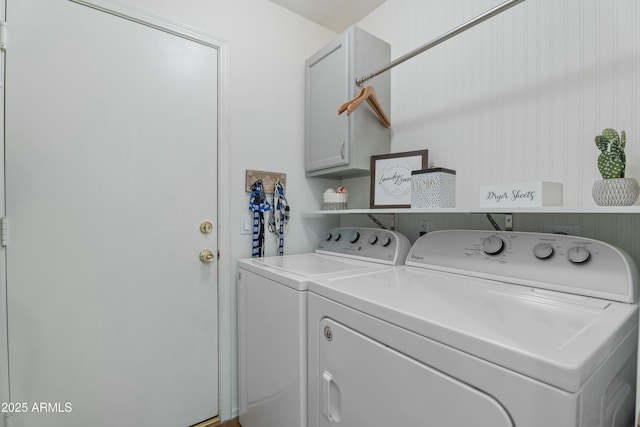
[3,0,219,426]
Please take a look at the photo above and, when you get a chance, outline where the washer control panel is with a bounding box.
[476,233,593,264]
[407,230,638,303]
[316,227,411,265]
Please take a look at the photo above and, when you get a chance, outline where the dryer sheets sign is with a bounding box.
[480,181,562,208]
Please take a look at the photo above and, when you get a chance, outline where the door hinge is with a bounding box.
[1,217,8,247]
[0,21,7,51]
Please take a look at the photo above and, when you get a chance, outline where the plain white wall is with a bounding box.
[109,0,340,418]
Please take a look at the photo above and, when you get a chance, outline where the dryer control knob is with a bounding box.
[482,235,505,255]
[567,246,590,264]
[368,235,378,245]
[533,243,554,259]
[333,232,341,241]
[379,236,391,247]
[348,231,360,243]
[324,232,333,241]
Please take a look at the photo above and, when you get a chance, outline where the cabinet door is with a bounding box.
[306,36,350,172]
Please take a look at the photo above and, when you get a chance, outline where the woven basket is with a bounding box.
[592,178,640,206]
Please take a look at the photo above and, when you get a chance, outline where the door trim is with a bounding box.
[0,2,8,424]
[69,0,223,49]
[0,0,233,421]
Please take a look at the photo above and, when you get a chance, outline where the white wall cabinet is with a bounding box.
[305,26,390,178]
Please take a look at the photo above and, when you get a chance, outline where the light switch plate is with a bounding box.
[240,214,252,235]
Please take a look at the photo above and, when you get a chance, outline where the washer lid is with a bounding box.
[238,253,393,291]
[308,267,639,392]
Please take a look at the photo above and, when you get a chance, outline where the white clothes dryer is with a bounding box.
[238,227,410,427]
[307,230,639,427]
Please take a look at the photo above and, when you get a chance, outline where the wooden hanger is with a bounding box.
[338,87,364,115]
[338,85,391,128]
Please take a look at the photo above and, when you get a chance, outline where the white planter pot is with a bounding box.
[592,178,640,206]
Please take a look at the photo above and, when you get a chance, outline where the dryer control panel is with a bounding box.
[406,230,639,303]
[316,227,411,265]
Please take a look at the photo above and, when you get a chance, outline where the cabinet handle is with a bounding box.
[340,141,345,159]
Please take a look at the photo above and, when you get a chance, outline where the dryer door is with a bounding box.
[318,318,514,427]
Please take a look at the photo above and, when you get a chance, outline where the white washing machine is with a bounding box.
[307,230,639,427]
[238,227,410,427]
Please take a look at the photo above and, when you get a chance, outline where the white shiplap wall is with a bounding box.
[344,0,640,265]
[386,0,639,207]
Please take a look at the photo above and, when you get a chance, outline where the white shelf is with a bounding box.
[303,206,640,216]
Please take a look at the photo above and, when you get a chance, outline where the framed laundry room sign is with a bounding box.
[370,150,429,208]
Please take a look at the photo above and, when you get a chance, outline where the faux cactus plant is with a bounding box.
[595,128,626,179]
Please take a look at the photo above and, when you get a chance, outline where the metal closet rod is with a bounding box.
[356,0,528,86]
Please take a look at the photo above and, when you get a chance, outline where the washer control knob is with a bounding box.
[368,235,378,245]
[533,243,554,259]
[567,246,590,264]
[324,232,333,241]
[333,232,341,241]
[348,231,360,243]
[481,235,505,255]
[379,236,391,247]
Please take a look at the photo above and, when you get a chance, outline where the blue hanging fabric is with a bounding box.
[249,180,270,258]
[268,180,290,256]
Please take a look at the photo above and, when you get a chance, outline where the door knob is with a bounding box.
[199,249,215,264]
